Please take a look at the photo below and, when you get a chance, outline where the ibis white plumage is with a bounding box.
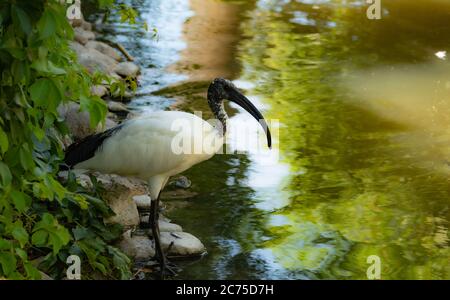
[64,78,271,276]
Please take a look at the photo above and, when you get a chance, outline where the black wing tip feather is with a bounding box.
[63,124,124,168]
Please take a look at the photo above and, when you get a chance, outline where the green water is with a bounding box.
[167,0,450,280]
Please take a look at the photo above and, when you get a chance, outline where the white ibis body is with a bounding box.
[70,111,222,200]
[64,78,271,276]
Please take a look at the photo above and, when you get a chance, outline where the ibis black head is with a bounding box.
[207,78,272,148]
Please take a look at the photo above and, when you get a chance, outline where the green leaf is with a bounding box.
[93,262,107,275]
[32,181,54,201]
[19,145,34,171]
[32,213,71,254]
[0,251,17,277]
[38,46,48,59]
[47,61,67,75]
[107,246,131,279]
[10,190,32,213]
[24,262,41,279]
[11,60,30,84]
[15,248,27,260]
[2,70,13,86]
[79,95,107,128]
[48,232,64,254]
[11,5,31,35]
[48,227,70,254]
[98,0,115,8]
[0,239,12,251]
[35,213,55,229]
[48,177,66,200]
[72,226,90,241]
[0,128,8,154]
[37,9,57,39]
[31,125,45,141]
[7,271,25,280]
[0,161,12,187]
[30,59,66,75]
[31,230,48,246]
[11,222,29,248]
[29,78,62,110]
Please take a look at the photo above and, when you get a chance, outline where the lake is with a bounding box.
[98,0,450,279]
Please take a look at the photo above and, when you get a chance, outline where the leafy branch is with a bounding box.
[0,0,132,279]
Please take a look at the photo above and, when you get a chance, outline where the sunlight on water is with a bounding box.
[342,62,450,174]
[104,0,450,279]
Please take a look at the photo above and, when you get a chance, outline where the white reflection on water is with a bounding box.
[228,80,291,211]
[225,80,293,275]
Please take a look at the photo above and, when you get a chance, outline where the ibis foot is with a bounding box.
[156,257,178,278]
[153,242,179,279]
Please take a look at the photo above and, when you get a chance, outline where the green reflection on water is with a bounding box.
[238,0,450,279]
[172,0,450,279]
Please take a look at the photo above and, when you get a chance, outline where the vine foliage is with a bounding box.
[0,0,132,279]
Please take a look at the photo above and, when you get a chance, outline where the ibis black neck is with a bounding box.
[208,98,228,136]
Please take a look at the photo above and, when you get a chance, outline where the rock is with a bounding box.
[118,230,155,259]
[77,47,118,75]
[104,191,140,227]
[58,103,117,140]
[58,170,92,189]
[114,62,140,78]
[58,172,149,227]
[93,173,147,227]
[94,173,148,194]
[73,27,95,45]
[61,135,73,150]
[159,220,183,233]
[105,117,118,130]
[70,18,83,28]
[168,176,192,189]
[139,215,148,224]
[69,11,85,27]
[109,72,123,81]
[107,101,129,113]
[80,20,93,32]
[86,41,122,62]
[139,216,184,233]
[69,41,86,55]
[90,85,108,98]
[133,195,151,209]
[111,90,135,102]
[160,232,205,256]
[106,112,120,123]
[70,16,92,32]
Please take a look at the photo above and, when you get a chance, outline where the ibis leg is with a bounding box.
[149,192,177,278]
[149,192,165,277]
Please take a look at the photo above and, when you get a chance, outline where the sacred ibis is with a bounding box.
[64,78,272,276]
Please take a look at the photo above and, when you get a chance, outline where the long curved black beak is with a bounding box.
[227,87,272,148]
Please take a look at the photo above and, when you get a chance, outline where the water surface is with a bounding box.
[101,0,450,279]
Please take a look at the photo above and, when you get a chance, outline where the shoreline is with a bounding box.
[61,6,212,279]
[64,0,253,279]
